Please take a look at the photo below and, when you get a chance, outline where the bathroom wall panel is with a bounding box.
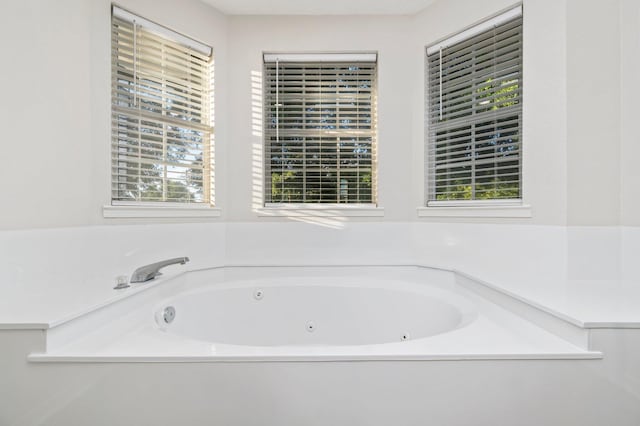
[225,221,416,266]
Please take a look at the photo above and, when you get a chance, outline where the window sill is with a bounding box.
[103,204,222,219]
[417,203,532,218]
[257,204,384,218]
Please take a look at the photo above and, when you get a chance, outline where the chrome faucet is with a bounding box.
[130,257,190,283]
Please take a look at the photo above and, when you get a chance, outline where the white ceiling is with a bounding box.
[200,0,437,16]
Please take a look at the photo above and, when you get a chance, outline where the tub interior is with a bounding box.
[158,281,472,346]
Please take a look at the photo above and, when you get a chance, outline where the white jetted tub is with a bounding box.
[156,277,478,347]
[29,266,597,362]
[15,266,609,426]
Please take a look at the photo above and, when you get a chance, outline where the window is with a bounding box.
[426,7,522,204]
[263,53,377,205]
[111,7,214,205]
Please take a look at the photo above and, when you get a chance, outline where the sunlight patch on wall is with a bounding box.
[289,215,347,229]
[251,70,264,210]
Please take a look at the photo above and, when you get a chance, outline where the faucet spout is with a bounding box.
[130,257,190,283]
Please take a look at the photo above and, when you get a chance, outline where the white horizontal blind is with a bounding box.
[427,13,523,203]
[111,8,214,204]
[264,57,377,204]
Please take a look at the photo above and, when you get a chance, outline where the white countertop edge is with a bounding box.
[581,322,640,329]
[27,352,603,363]
[0,323,50,330]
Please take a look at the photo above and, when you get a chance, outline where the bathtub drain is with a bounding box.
[306,321,316,332]
[163,306,176,324]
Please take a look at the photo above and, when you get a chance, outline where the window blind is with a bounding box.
[264,55,377,204]
[426,10,523,203]
[111,7,214,204]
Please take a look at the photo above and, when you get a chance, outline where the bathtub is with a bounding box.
[30,265,596,362]
[22,266,605,426]
[156,276,478,348]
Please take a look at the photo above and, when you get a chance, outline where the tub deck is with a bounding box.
[24,266,601,363]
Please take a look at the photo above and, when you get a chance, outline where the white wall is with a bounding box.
[1,0,638,230]
[411,0,568,225]
[225,15,415,221]
[0,0,228,230]
[410,0,635,227]
[566,0,621,225]
[0,0,94,229]
[523,0,569,225]
[92,0,229,225]
[226,0,573,225]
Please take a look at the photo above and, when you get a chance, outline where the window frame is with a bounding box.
[105,6,218,218]
[423,6,528,216]
[261,52,381,213]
